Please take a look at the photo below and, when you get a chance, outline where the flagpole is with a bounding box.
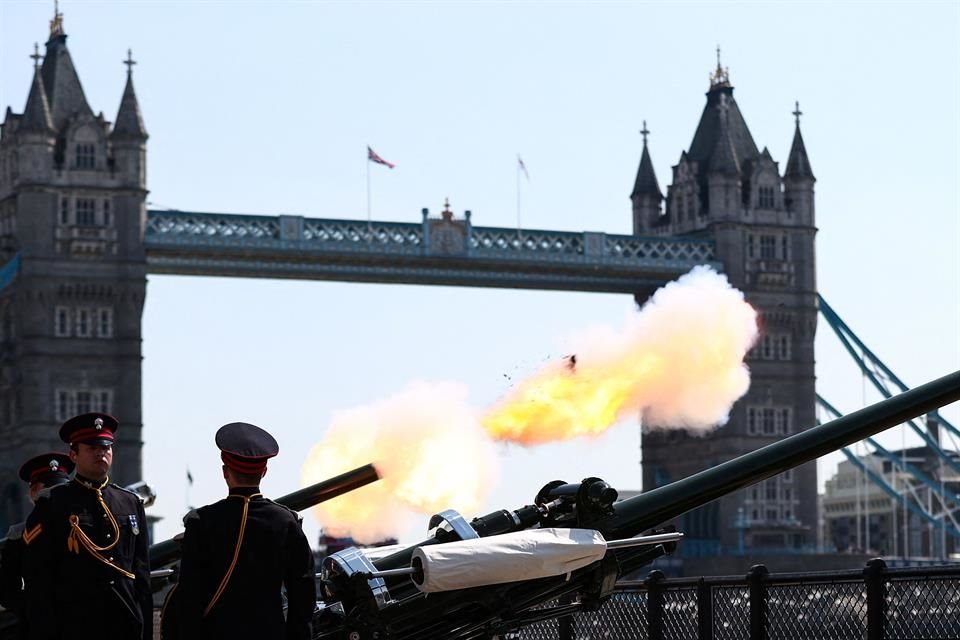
[366,152,372,225]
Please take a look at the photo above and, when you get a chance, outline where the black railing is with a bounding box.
[518,559,960,640]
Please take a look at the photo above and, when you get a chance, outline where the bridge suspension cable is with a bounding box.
[817,394,960,544]
[819,294,960,476]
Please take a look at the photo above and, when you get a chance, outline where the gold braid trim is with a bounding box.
[67,475,135,580]
[203,493,261,617]
[160,582,179,623]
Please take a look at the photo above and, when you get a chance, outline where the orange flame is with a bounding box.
[300,266,757,540]
[482,266,758,444]
[300,381,497,544]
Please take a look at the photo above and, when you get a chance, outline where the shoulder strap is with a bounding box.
[203,493,261,616]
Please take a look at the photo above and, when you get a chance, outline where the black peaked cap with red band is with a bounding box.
[18,452,74,486]
[59,412,119,446]
[216,422,279,475]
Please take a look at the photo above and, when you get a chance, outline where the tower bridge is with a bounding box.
[0,16,821,559]
[143,208,716,293]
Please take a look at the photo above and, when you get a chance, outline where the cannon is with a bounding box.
[312,369,960,640]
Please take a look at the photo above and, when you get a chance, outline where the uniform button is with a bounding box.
[109,557,114,561]
[109,580,115,585]
[106,533,112,539]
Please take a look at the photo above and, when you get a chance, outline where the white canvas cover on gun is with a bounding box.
[411,528,606,593]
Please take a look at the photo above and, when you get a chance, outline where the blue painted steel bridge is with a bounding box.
[144,208,717,296]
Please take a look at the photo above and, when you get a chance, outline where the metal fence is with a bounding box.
[518,559,960,640]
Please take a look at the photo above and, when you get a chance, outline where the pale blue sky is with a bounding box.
[1,1,958,545]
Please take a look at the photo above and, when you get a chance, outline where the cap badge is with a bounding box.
[94,417,103,431]
[49,459,59,471]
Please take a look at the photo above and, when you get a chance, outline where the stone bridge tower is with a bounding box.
[634,57,818,558]
[0,11,147,529]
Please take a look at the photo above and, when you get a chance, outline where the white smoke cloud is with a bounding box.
[301,381,498,544]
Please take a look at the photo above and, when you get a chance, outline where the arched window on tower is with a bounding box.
[758,185,775,209]
[75,144,95,169]
[71,126,99,171]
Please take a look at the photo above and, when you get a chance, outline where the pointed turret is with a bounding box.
[20,46,54,134]
[783,101,815,225]
[631,122,662,199]
[12,44,57,185]
[784,102,814,180]
[631,122,663,234]
[707,95,740,176]
[40,12,93,130]
[111,50,147,141]
[686,58,758,176]
[111,49,148,188]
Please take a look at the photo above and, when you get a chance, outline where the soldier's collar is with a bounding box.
[74,474,109,491]
[227,486,262,499]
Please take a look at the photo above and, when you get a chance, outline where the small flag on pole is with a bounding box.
[186,468,193,485]
[368,146,396,169]
[517,155,530,181]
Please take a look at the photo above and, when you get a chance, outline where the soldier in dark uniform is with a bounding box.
[175,422,315,640]
[22,413,152,640]
[0,453,74,639]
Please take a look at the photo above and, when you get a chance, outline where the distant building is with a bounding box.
[637,55,817,558]
[0,12,148,530]
[821,447,960,559]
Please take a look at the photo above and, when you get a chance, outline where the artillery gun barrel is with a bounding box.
[340,370,960,640]
[275,463,380,512]
[601,369,960,540]
[149,463,379,569]
[371,370,960,579]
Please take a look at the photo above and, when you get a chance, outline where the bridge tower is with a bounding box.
[635,56,818,557]
[0,11,147,529]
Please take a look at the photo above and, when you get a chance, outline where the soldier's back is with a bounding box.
[181,491,314,640]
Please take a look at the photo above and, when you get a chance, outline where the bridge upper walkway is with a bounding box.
[144,209,717,294]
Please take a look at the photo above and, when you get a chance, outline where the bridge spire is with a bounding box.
[20,44,54,134]
[631,121,661,200]
[123,48,137,77]
[112,48,148,141]
[49,0,64,38]
[785,100,813,179]
[709,45,730,89]
[30,43,43,70]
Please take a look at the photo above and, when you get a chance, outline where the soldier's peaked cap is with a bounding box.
[216,422,279,474]
[59,412,119,446]
[19,452,74,486]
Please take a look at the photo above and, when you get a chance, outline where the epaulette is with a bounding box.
[264,497,298,516]
[33,483,65,502]
[182,509,200,527]
[4,522,25,540]
[110,483,139,497]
